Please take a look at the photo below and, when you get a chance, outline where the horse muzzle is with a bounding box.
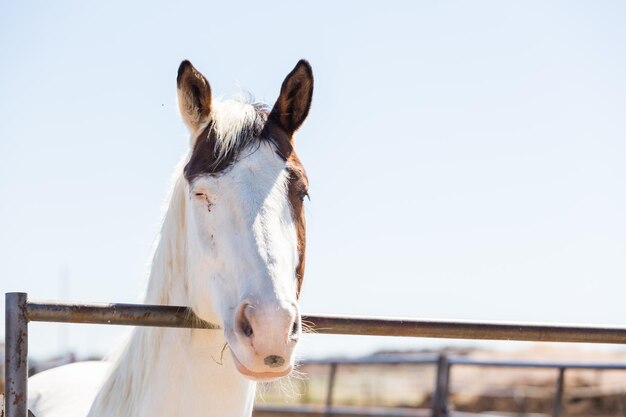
[226,300,300,381]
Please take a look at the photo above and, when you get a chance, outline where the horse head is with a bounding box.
[176,60,312,381]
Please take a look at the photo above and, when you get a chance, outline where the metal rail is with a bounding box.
[26,299,219,329]
[305,314,626,344]
[6,292,626,417]
[300,355,626,369]
[19,298,626,343]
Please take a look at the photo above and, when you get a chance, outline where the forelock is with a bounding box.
[210,98,269,164]
[184,98,271,181]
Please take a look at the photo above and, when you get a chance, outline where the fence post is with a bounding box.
[432,354,450,417]
[325,362,338,417]
[552,367,565,417]
[5,293,29,417]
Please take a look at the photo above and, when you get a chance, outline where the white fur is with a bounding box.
[28,99,301,417]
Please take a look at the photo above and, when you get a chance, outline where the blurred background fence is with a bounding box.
[255,354,626,417]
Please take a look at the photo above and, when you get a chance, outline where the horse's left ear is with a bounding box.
[177,60,212,134]
[270,60,314,136]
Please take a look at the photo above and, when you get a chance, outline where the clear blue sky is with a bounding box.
[1,1,626,360]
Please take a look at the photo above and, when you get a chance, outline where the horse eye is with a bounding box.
[300,191,310,202]
[194,192,205,198]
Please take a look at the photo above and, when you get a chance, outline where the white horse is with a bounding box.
[28,59,314,417]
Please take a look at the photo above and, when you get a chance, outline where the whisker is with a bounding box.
[210,343,229,366]
[300,320,319,334]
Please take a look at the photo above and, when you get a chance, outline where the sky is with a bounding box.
[1,1,626,361]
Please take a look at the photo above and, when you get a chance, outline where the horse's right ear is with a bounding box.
[177,60,212,133]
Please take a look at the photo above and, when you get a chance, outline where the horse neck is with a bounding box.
[89,171,256,417]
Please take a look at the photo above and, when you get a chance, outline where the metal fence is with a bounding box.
[6,292,626,417]
[254,354,626,417]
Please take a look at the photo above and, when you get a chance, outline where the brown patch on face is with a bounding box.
[184,122,230,182]
[288,155,308,297]
[184,106,267,182]
[263,122,309,297]
[264,60,313,296]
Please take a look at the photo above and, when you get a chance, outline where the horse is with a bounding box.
[27,59,314,417]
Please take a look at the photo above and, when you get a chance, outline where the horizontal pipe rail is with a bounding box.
[23,299,626,344]
[304,314,626,344]
[448,357,626,370]
[300,355,440,365]
[300,354,626,370]
[27,300,219,329]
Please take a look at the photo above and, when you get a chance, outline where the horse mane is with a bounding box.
[88,166,188,416]
[143,164,189,305]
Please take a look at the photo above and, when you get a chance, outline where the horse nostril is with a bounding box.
[242,321,253,337]
[264,355,285,368]
[237,305,254,338]
[290,320,300,338]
